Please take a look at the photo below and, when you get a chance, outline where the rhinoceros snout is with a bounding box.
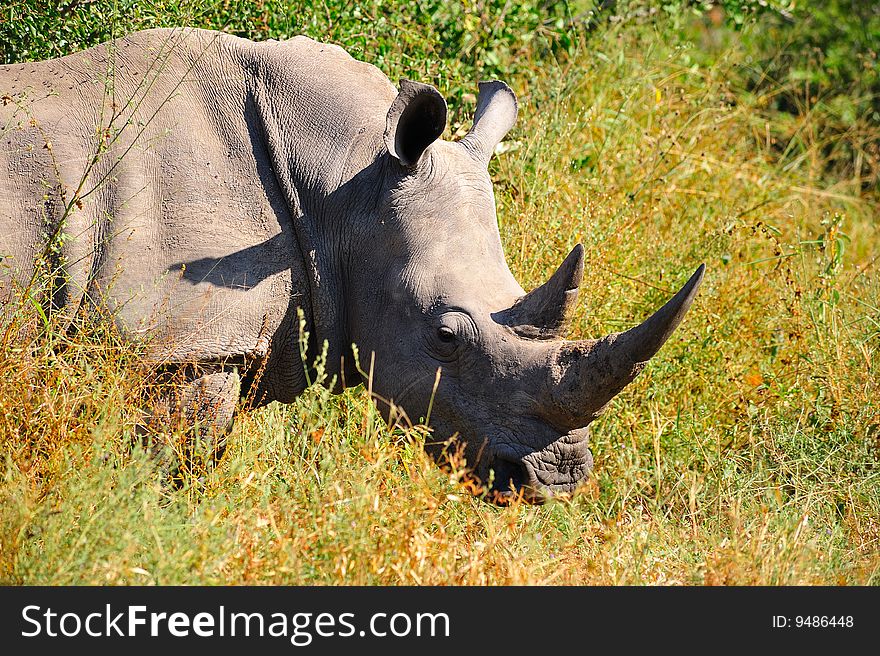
[482,427,594,504]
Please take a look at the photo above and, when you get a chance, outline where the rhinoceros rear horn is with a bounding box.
[384,79,447,167]
[460,80,518,163]
[496,244,584,338]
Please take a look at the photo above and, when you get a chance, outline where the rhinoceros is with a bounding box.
[0,28,703,501]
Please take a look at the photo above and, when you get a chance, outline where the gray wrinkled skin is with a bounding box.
[0,28,703,502]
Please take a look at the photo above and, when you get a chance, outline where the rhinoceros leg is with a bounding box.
[178,368,241,439]
[141,366,241,479]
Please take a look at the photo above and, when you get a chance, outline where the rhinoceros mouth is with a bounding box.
[482,458,585,505]
[484,456,533,501]
[478,428,594,505]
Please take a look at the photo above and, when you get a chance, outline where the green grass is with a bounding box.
[1,1,878,584]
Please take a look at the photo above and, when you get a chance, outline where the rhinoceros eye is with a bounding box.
[430,311,474,360]
[437,326,456,343]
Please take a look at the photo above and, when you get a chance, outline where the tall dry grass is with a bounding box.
[0,4,877,585]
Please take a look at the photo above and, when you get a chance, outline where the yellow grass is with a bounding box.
[1,4,877,585]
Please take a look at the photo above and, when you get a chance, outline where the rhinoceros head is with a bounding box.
[346,79,703,503]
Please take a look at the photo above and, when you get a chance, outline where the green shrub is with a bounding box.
[742,1,880,191]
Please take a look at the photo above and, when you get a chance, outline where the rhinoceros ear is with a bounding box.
[384,79,448,167]
[460,80,518,163]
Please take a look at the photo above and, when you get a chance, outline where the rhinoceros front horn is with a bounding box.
[540,264,705,431]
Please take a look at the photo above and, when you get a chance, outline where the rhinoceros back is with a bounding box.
[0,28,395,401]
